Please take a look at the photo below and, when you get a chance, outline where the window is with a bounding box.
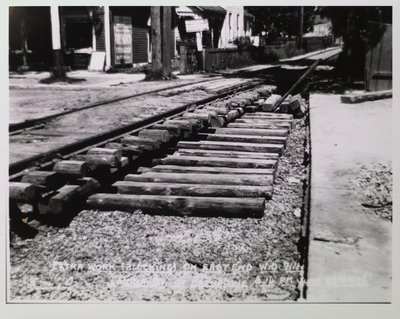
[228,13,232,41]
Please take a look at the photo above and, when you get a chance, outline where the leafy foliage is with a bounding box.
[317,6,392,79]
[245,6,316,37]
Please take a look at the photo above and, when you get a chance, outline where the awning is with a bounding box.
[196,6,226,15]
[175,6,196,17]
[175,6,226,19]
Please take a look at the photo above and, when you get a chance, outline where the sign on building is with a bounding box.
[185,19,209,33]
[114,16,132,64]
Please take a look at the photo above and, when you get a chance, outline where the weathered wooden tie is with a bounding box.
[87,194,266,218]
[177,141,284,154]
[204,133,287,146]
[125,172,273,186]
[114,181,272,199]
[153,155,277,169]
[172,149,279,159]
[214,127,288,137]
[137,165,275,176]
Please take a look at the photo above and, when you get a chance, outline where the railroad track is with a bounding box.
[9,76,222,133]
[9,77,257,177]
[87,110,293,218]
[9,50,324,238]
[10,80,306,235]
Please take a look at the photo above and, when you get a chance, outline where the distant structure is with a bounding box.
[303,14,332,37]
[9,6,254,71]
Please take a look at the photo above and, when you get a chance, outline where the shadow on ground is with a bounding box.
[39,75,87,84]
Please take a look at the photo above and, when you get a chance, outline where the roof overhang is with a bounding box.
[195,6,226,15]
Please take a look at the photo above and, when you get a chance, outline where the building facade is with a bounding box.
[9,6,253,71]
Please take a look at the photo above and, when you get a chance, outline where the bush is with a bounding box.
[233,36,254,51]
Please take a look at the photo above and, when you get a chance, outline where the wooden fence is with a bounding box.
[204,48,257,73]
[183,35,336,73]
[365,23,392,91]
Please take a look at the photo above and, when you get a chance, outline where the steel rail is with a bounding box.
[9,77,220,133]
[9,80,260,178]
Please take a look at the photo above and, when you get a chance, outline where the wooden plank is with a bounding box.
[125,172,273,186]
[39,178,100,215]
[114,181,272,199]
[163,119,193,132]
[177,140,284,154]
[340,90,392,103]
[244,105,258,113]
[121,136,161,150]
[203,105,230,115]
[53,160,87,177]
[173,149,279,159]
[87,193,266,218]
[21,171,63,189]
[105,143,144,157]
[226,110,241,122]
[227,122,291,131]
[261,94,281,111]
[243,113,293,119]
[206,134,287,146]
[39,185,80,215]
[215,127,288,137]
[138,129,171,143]
[152,124,181,136]
[182,112,211,124]
[209,116,225,128]
[86,147,122,167]
[9,182,40,202]
[138,165,275,175]
[235,118,293,127]
[155,155,277,168]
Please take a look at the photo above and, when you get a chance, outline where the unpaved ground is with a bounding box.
[9,118,307,302]
[307,94,392,302]
[9,84,217,164]
[9,75,214,124]
[348,162,392,221]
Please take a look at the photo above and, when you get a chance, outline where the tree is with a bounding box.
[148,6,172,80]
[151,6,162,76]
[50,6,65,78]
[318,6,392,81]
[245,6,316,41]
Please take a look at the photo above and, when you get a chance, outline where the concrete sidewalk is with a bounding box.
[307,93,392,302]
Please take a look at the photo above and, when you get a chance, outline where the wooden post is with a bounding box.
[50,6,65,78]
[161,6,172,78]
[299,6,304,50]
[204,49,210,73]
[179,44,187,74]
[151,6,162,74]
[20,8,29,71]
[104,6,112,70]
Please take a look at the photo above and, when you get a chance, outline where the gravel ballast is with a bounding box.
[9,117,307,302]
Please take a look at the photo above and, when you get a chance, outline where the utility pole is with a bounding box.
[50,6,65,78]
[19,8,29,71]
[299,6,304,49]
[161,6,172,78]
[104,6,111,70]
[151,6,162,75]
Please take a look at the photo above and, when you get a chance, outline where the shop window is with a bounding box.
[65,21,92,50]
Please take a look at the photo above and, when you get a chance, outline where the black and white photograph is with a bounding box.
[1,0,399,318]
